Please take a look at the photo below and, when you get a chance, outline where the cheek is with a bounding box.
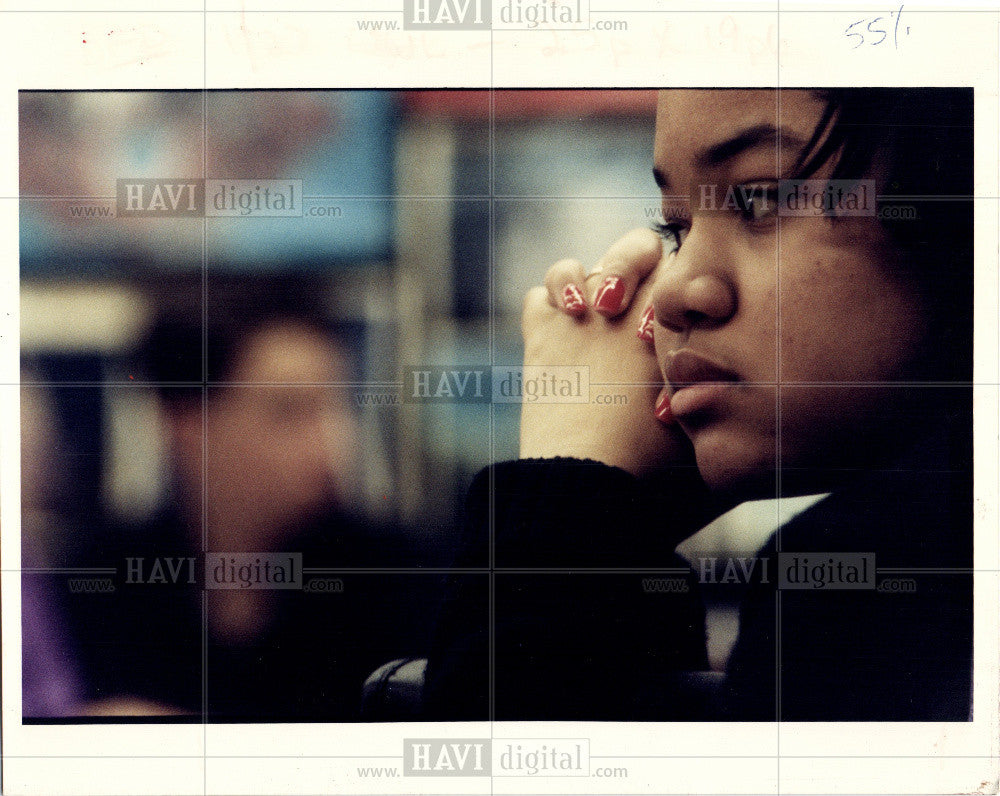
[725,267,779,379]
[776,264,849,380]
[776,256,925,383]
[208,414,286,488]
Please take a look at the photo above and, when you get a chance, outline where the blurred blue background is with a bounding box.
[20,89,659,548]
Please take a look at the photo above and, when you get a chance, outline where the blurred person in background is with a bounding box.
[67,276,444,720]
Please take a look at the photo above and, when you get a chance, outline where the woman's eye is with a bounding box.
[652,221,688,253]
[733,182,780,224]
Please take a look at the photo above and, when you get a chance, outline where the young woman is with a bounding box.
[424,89,974,721]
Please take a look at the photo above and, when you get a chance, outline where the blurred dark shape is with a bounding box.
[21,373,85,718]
[205,92,337,179]
[21,573,85,718]
[64,276,444,720]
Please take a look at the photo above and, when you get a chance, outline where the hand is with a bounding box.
[519,228,694,477]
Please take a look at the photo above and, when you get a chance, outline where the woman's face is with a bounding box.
[650,89,930,498]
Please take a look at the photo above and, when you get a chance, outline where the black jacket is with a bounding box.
[424,421,973,721]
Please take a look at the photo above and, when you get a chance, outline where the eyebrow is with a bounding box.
[652,124,808,191]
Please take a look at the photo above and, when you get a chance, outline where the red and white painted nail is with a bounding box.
[562,283,587,314]
[593,276,625,314]
[654,391,675,425]
[637,305,655,343]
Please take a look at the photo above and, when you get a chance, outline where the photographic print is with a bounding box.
[3,4,998,796]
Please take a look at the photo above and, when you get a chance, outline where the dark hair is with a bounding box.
[793,88,974,381]
[138,274,340,405]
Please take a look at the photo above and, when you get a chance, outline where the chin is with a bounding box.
[690,430,777,503]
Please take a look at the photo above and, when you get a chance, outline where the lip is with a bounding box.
[665,348,739,418]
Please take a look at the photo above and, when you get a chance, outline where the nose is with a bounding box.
[651,234,737,334]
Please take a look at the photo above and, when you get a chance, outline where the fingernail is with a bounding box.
[654,392,675,425]
[637,305,655,342]
[593,276,624,314]
[563,283,586,314]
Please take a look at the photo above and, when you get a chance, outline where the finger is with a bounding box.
[543,258,589,316]
[635,250,682,347]
[590,228,663,319]
[636,304,655,344]
[653,385,675,425]
[522,285,552,333]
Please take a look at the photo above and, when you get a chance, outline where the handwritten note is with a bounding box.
[845,4,910,49]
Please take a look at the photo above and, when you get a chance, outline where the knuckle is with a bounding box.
[602,228,662,274]
[522,285,549,318]
[544,258,583,288]
[626,227,663,262]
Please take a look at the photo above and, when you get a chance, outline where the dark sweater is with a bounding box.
[424,425,973,721]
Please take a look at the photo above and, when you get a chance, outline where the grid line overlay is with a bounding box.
[13,107,991,791]
[774,28,783,787]
[9,6,998,796]
[201,17,209,782]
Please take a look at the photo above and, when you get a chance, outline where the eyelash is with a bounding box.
[652,221,687,252]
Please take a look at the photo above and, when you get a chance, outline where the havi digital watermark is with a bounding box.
[403,0,589,30]
[403,738,590,777]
